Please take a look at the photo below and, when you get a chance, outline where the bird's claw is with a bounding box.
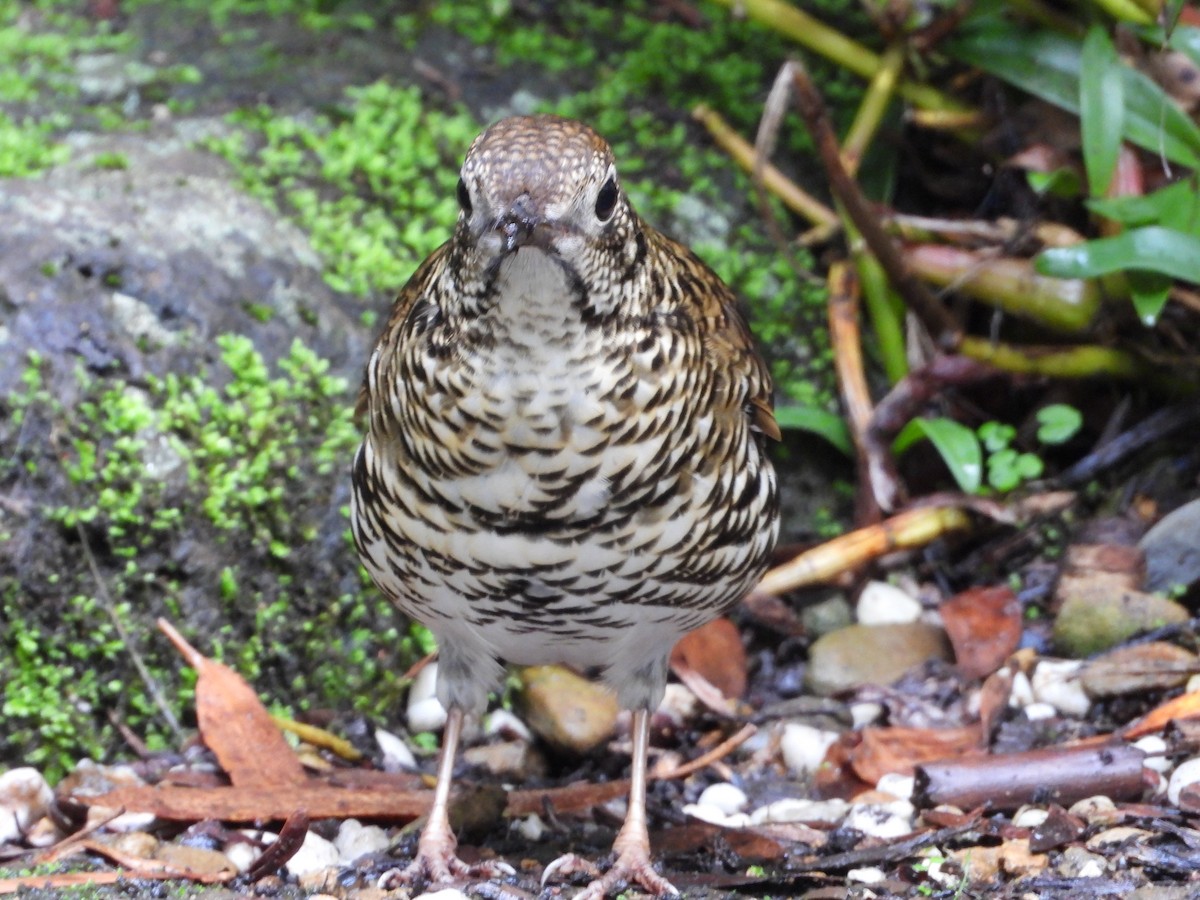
[543,847,678,899]
[378,840,514,890]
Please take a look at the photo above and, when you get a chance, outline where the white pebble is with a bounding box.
[1012,806,1049,828]
[226,830,266,873]
[750,797,847,825]
[845,802,914,839]
[407,664,447,732]
[1168,756,1200,806]
[682,803,750,828]
[1187,673,1200,694]
[334,818,390,864]
[413,891,471,900]
[1023,702,1058,721]
[284,830,340,877]
[484,709,533,742]
[846,867,886,883]
[513,813,547,842]
[408,698,448,734]
[1134,735,1171,774]
[696,782,747,815]
[781,723,838,775]
[1009,671,1035,707]
[856,580,922,625]
[656,683,699,724]
[1074,857,1106,878]
[849,701,884,728]
[0,768,52,844]
[875,773,914,800]
[375,727,417,771]
[1030,660,1090,717]
[1068,795,1117,822]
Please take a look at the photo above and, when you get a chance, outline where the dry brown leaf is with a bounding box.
[851,724,983,784]
[940,585,1021,679]
[1123,689,1200,739]
[157,618,306,788]
[670,617,747,700]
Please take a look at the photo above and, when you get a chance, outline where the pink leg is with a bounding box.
[544,708,679,898]
[382,706,512,887]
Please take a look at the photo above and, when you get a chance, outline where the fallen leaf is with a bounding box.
[851,724,983,784]
[671,618,747,700]
[940,585,1022,679]
[157,618,306,788]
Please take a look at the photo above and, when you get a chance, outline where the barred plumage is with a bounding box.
[351,114,779,898]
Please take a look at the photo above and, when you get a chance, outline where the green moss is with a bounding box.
[1,340,415,775]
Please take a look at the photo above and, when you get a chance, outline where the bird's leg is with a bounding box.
[545,708,679,899]
[382,705,513,888]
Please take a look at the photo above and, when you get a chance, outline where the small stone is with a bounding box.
[483,708,533,742]
[846,867,886,884]
[413,891,472,900]
[462,739,542,778]
[518,665,618,754]
[844,802,914,839]
[1023,702,1058,721]
[1057,845,1106,878]
[856,580,922,625]
[334,819,390,865]
[683,802,748,827]
[1030,660,1090,717]
[283,830,340,878]
[799,594,854,637]
[375,727,417,772]
[1134,735,1171,774]
[0,768,53,844]
[655,683,699,726]
[514,813,547,842]
[875,773,914,800]
[806,623,952,695]
[1054,587,1187,657]
[1168,757,1200,806]
[1013,807,1049,828]
[750,797,847,825]
[696,782,747,816]
[780,723,839,775]
[407,663,447,733]
[1068,795,1118,824]
[225,831,263,873]
[156,843,237,877]
[849,701,884,728]
[1139,498,1200,592]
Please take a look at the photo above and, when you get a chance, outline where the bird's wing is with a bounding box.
[655,232,780,442]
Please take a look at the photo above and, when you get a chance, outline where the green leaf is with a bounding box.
[774,405,854,456]
[1036,226,1200,283]
[1035,404,1083,444]
[1128,270,1173,324]
[949,22,1200,169]
[894,417,983,494]
[1080,25,1124,196]
[1088,180,1200,233]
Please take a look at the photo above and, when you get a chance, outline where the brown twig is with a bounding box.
[655,724,758,781]
[786,61,962,351]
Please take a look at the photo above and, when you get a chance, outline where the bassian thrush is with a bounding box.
[351,114,780,898]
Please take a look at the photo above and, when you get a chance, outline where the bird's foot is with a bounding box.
[379,828,514,891]
[542,842,678,899]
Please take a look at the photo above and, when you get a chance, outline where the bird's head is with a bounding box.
[448,115,648,319]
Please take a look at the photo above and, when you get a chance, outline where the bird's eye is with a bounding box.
[456,178,472,216]
[594,176,619,223]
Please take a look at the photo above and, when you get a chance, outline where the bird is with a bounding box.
[351,114,780,898]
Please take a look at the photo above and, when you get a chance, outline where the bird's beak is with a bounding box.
[494,193,559,254]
